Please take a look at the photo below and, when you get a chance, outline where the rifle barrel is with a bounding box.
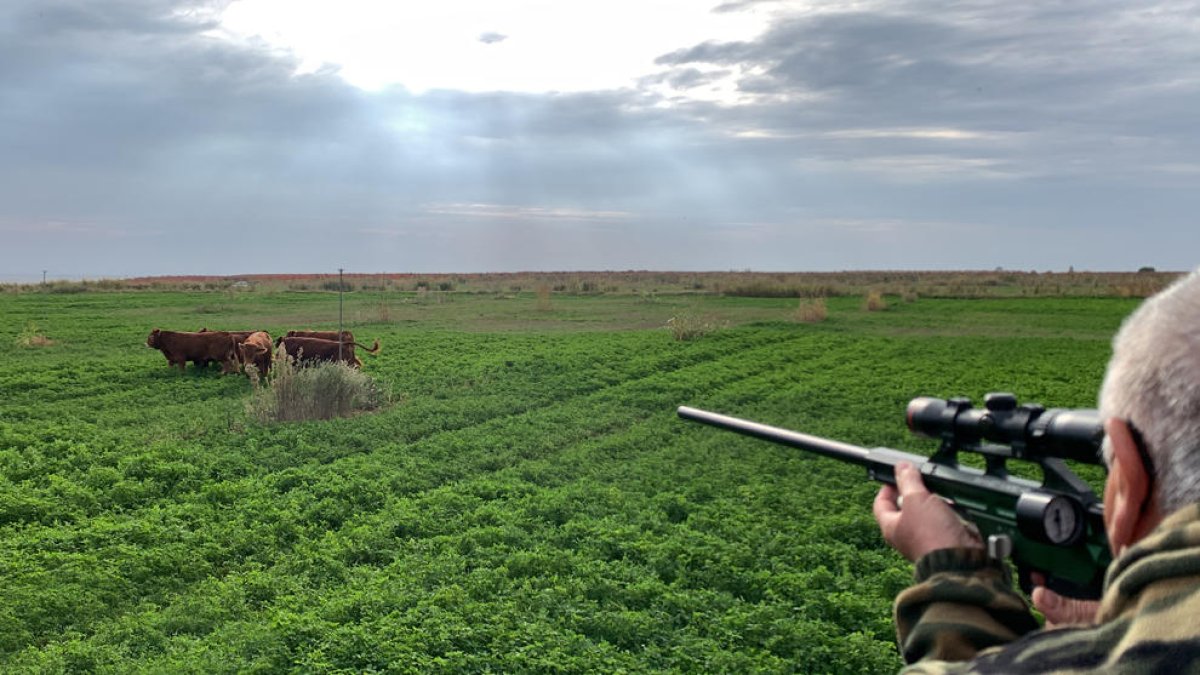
[677,406,871,464]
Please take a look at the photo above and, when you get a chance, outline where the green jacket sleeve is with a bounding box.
[894,548,1041,667]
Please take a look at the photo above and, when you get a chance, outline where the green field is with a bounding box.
[0,289,1134,672]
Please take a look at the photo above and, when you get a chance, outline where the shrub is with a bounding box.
[793,299,828,323]
[724,282,835,298]
[247,349,387,423]
[863,291,888,312]
[15,322,53,347]
[46,282,88,294]
[666,313,723,341]
[535,285,553,311]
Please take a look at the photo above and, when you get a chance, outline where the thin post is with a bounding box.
[338,268,344,363]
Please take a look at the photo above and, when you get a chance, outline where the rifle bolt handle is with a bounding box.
[988,534,1014,561]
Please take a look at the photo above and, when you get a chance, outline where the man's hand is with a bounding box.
[873,461,983,562]
[1030,573,1100,628]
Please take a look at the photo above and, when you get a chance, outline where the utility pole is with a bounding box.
[338,268,344,363]
[42,270,46,286]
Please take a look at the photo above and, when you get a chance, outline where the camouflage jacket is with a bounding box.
[895,503,1200,673]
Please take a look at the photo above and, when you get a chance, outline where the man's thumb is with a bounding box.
[1035,587,1060,611]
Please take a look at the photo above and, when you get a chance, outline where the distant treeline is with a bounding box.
[2,269,1179,299]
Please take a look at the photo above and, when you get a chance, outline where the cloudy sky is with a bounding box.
[3,0,1199,279]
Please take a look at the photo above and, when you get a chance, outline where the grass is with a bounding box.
[0,288,1137,671]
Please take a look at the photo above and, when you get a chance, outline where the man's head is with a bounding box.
[1100,269,1200,517]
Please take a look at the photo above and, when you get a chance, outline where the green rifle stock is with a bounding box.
[678,393,1112,600]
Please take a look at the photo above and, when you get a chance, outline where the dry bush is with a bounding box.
[723,281,836,298]
[1113,280,1164,298]
[793,298,828,323]
[15,322,53,347]
[535,284,553,311]
[47,282,89,294]
[247,348,387,423]
[863,290,888,311]
[666,313,723,341]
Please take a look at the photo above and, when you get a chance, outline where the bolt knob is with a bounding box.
[985,392,1017,412]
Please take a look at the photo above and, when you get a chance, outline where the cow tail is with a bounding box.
[349,340,380,354]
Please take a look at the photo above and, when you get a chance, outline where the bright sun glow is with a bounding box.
[215,0,770,95]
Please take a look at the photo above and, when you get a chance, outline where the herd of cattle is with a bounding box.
[145,328,380,376]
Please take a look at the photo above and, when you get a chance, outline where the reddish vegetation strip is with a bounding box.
[113,270,1181,300]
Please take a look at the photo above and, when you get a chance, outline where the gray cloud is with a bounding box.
[2,0,1199,277]
[479,31,507,44]
[653,2,1200,180]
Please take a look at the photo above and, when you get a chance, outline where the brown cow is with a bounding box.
[198,328,264,368]
[200,328,261,342]
[285,330,355,342]
[276,336,379,368]
[276,331,379,364]
[237,331,273,376]
[146,329,240,373]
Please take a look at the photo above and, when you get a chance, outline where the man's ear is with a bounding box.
[1104,418,1153,554]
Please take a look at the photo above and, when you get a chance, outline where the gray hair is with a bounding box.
[1099,269,1200,514]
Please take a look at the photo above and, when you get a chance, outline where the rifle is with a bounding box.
[678,393,1112,599]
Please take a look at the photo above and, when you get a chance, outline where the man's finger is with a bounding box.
[1032,586,1060,612]
[1032,585,1099,628]
[873,484,900,523]
[894,462,929,497]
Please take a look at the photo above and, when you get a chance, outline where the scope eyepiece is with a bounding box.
[906,394,1104,464]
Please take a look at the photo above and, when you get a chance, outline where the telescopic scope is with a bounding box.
[906,393,1104,464]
